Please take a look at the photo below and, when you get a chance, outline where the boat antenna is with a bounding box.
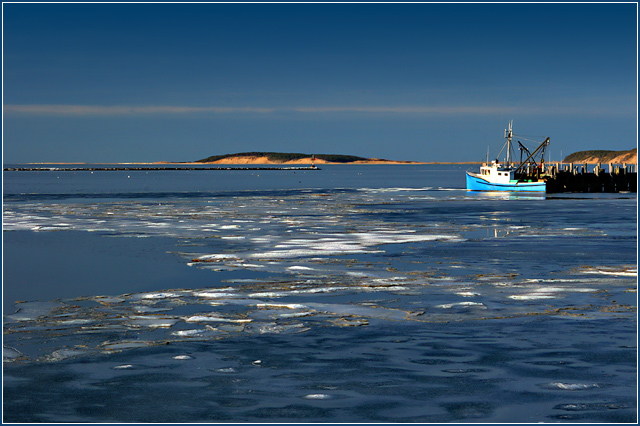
[504,120,513,168]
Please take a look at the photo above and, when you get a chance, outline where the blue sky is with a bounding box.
[2,3,637,163]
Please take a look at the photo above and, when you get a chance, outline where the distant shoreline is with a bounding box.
[23,161,484,166]
[159,160,484,165]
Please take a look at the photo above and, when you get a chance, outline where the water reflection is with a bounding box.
[465,190,546,201]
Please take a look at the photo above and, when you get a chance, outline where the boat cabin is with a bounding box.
[480,161,515,184]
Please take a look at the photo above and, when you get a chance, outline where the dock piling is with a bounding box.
[543,161,636,193]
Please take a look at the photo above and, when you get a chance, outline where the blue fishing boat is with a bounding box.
[466,121,549,192]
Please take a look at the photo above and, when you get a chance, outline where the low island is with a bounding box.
[169,148,638,166]
[166,152,427,165]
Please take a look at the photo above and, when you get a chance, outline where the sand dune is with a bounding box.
[569,153,637,164]
[170,156,426,165]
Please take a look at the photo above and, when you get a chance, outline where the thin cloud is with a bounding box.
[3,104,634,117]
[292,106,512,114]
[3,105,276,115]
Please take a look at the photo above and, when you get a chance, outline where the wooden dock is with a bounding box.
[542,163,637,193]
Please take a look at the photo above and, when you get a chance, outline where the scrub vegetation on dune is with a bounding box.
[563,148,637,164]
[195,152,421,164]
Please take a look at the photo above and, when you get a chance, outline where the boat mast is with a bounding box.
[504,120,513,168]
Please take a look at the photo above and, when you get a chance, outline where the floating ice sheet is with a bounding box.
[579,265,637,277]
[3,185,636,368]
[3,346,23,362]
[4,301,63,322]
[3,264,636,365]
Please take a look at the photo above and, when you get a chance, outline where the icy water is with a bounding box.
[2,164,637,423]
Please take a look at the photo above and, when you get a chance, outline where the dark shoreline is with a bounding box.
[3,166,321,172]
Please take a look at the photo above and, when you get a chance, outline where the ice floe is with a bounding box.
[435,302,486,309]
[508,285,599,301]
[303,394,333,400]
[139,292,186,300]
[183,314,252,324]
[4,301,63,322]
[579,266,637,277]
[113,364,134,369]
[455,291,480,297]
[125,316,180,328]
[545,382,600,391]
[46,348,88,362]
[173,355,194,360]
[100,341,153,351]
[244,322,309,334]
[3,346,23,362]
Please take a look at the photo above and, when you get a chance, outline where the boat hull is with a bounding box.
[466,172,546,192]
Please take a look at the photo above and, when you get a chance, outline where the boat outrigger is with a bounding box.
[466,121,550,192]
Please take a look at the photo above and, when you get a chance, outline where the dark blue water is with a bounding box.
[3,165,637,423]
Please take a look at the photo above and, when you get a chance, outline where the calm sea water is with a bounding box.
[3,164,637,423]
